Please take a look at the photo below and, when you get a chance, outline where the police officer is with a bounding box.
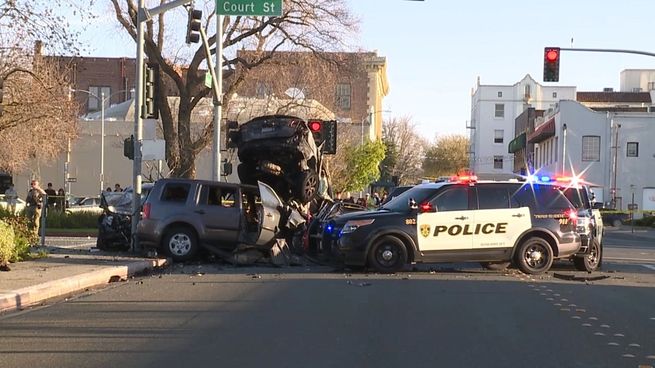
[25,180,46,238]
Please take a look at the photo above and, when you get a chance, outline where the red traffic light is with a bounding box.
[545,49,559,62]
[308,120,322,132]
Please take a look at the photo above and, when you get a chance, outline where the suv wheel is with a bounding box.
[573,238,602,272]
[368,235,408,273]
[515,237,553,275]
[163,226,198,262]
[295,169,318,203]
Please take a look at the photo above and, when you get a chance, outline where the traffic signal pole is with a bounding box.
[559,47,655,58]
[133,0,193,252]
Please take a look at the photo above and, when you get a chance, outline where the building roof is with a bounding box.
[576,91,652,103]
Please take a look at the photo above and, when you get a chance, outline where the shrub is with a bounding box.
[0,220,16,266]
[45,211,99,229]
[634,215,655,227]
[0,214,38,262]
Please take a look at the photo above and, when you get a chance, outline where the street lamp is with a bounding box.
[69,88,134,193]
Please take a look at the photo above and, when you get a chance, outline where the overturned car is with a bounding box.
[229,115,329,204]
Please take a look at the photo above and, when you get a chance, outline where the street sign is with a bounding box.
[67,177,77,183]
[216,0,282,16]
[204,72,213,89]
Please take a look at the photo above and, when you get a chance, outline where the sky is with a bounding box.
[73,0,655,141]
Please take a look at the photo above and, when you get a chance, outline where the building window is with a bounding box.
[335,83,351,110]
[524,85,531,99]
[554,137,558,163]
[552,92,557,98]
[493,156,503,169]
[627,142,639,157]
[494,129,503,144]
[255,81,272,98]
[582,136,601,161]
[648,81,655,91]
[88,86,111,111]
[494,104,504,118]
[497,91,503,98]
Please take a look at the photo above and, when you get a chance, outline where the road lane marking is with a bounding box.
[640,264,655,271]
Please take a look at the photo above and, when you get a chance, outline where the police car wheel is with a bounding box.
[480,261,511,271]
[573,238,602,272]
[368,235,408,273]
[515,237,553,275]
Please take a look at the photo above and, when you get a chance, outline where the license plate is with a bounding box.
[262,127,275,133]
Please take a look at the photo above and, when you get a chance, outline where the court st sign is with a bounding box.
[216,0,282,16]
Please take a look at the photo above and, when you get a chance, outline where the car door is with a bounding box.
[196,184,241,244]
[417,186,475,251]
[474,184,530,250]
[251,181,283,246]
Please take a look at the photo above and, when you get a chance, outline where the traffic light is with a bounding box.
[543,47,560,82]
[142,62,159,119]
[186,8,202,44]
[308,120,338,154]
[123,135,134,160]
[322,120,337,154]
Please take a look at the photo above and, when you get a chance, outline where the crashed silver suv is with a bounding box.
[136,179,303,262]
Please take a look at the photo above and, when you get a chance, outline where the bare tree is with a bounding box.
[109,0,358,178]
[0,0,89,174]
[381,116,426,185]
[0,57,78,174]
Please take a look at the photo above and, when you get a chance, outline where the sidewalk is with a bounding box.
[605,224,655,240]
[0,237,168,314]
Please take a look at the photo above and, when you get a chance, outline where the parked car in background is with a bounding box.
[66,196,102,214]
[0,194,26,215]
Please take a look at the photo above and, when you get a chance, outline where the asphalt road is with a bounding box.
[1,230,653,368]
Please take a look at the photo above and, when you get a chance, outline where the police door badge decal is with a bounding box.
[420,224,431,238]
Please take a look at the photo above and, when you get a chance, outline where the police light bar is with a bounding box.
[451,175,477,183]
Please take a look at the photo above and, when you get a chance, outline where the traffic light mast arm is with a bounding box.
[559,47,655,58]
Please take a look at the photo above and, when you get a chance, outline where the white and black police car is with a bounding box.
[321,176,583,274]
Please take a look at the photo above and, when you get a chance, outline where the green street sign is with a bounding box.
[204,72,213,89]
[216,0,282,16]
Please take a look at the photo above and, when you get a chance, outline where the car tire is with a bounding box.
[96,235,106,250]
[295,169,318,203]
[163,226,199,262]
[367,235,408,273]
[480,261,511,271]
[573,238,602,272]
[515,237,554,275]
[612,219,622,227]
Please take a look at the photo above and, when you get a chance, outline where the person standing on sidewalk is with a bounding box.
[4,183,18,215]
[25,180,46,238]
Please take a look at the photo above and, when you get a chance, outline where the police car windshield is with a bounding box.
[380,186,439,212]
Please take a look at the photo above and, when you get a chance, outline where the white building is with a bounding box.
[620,69,655,93]
[537,100,655,213]
[468,75,576,174]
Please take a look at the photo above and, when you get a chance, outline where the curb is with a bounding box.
[0,258,168,314]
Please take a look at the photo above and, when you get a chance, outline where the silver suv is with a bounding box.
[137,179,303,262]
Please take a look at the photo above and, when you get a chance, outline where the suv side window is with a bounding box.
[477,185,510,209]
[431,187,470,212]
[161,183,190,203]
[201,185,236,208]
[512,184,570,210]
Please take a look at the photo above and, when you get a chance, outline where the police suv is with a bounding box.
[322,176,582,274]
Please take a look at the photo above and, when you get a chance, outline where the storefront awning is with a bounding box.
[508,132,526,153]
[528,118,555,143]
